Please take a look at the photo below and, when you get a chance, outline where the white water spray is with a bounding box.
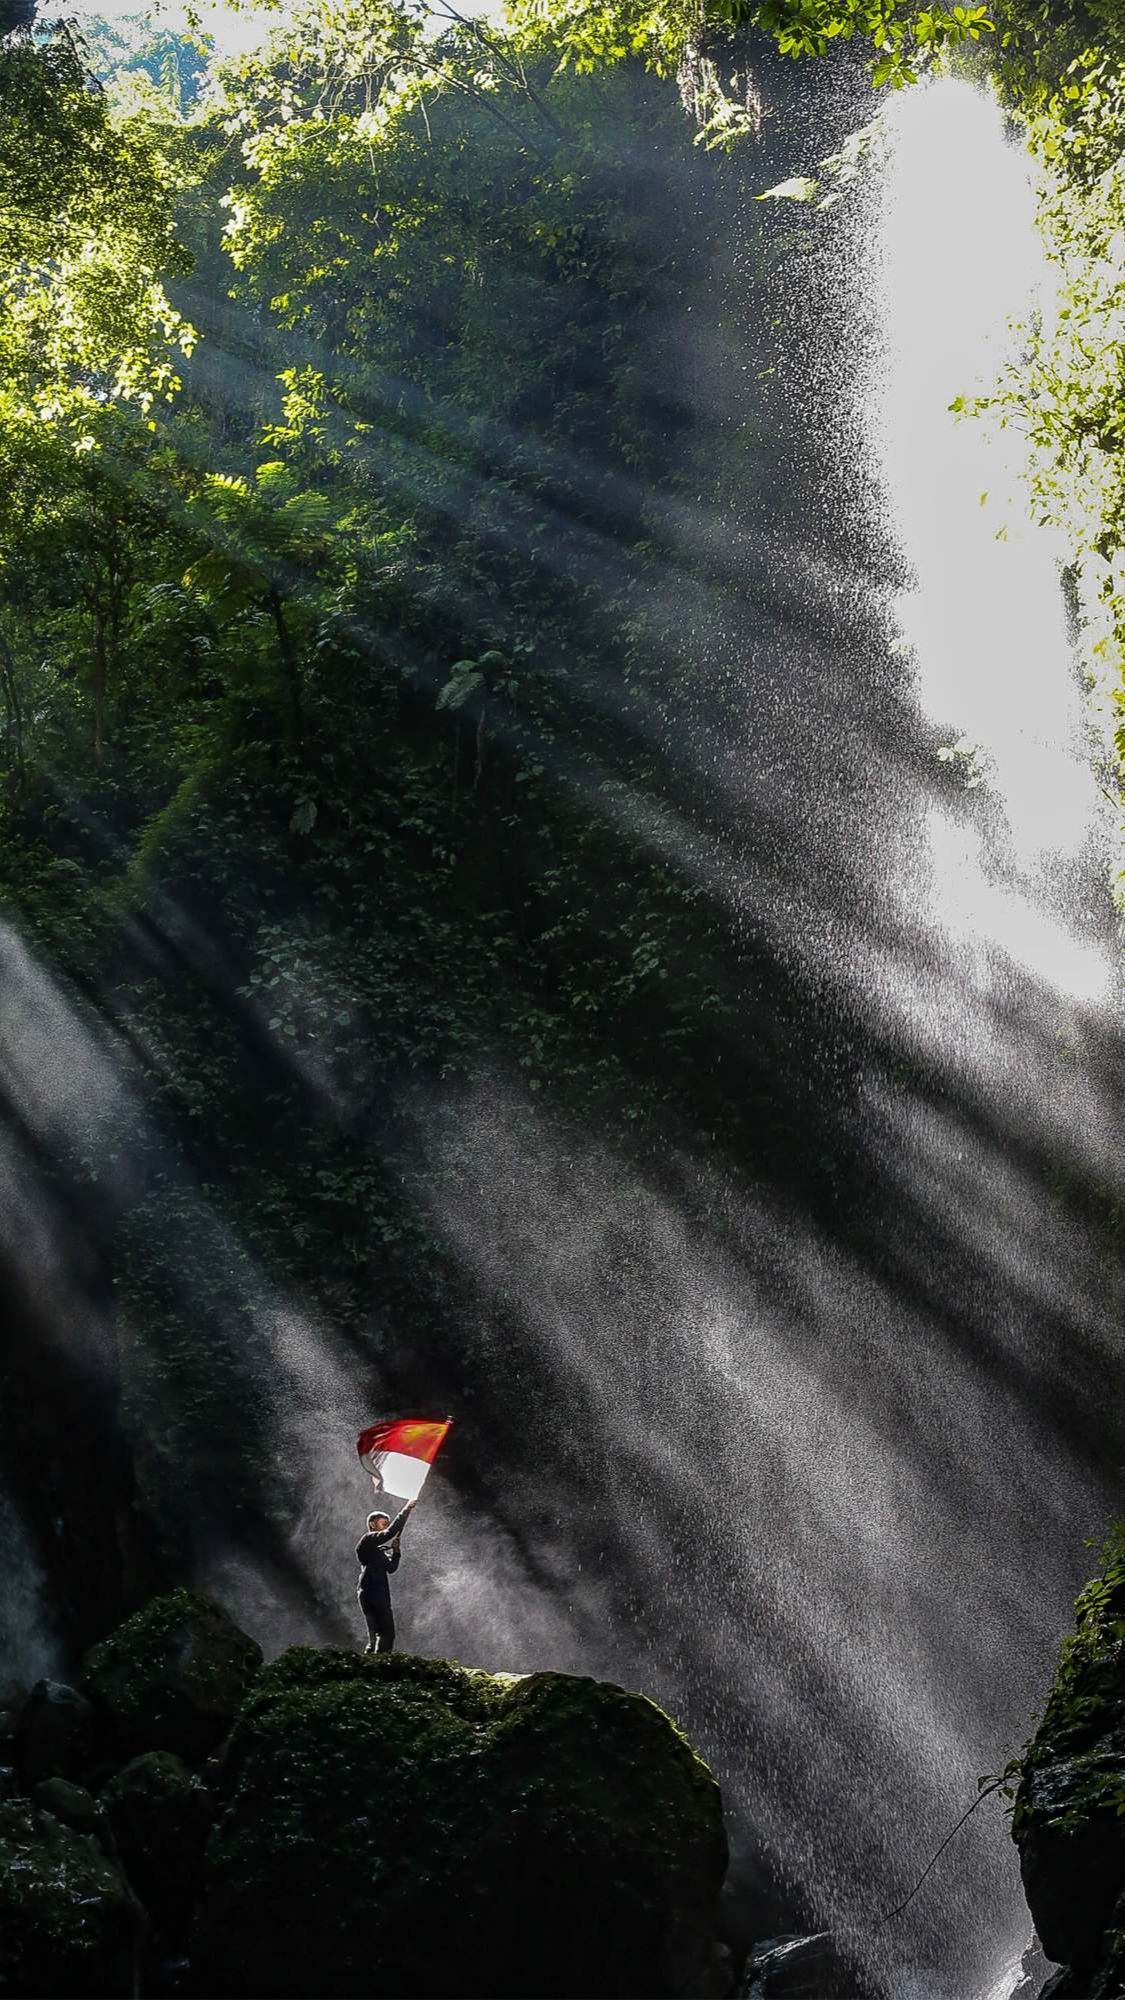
[0,63,1116,2000]
[396,78,1125,2000]
[166,79,1125,2000]
[860,76,1121,1995]
[873,78,1111,966]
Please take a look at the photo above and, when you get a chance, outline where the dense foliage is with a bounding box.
[0,21,1121,1994]
[0,25,192,427]
[1,0,1123,1610]
[1,0,821,1591]
[78,11,211,114]
[974,36,1125,893]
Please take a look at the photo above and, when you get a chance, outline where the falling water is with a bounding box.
[1,57,1122,2000]
[0,1478,58,1698]
[873,78,1112,953]
[193,73,1124,1998]
[375,74,1125,1999]
[851,74,1123,1992]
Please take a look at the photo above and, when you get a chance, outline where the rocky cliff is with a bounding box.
[1013,1531,1125,1999]
[0,1591,729,1998]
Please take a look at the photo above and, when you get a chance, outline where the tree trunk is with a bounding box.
[267,584,303,747]
[0,629,25,792]
[93,616,107,767]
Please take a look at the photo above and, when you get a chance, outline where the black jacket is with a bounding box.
[356,1504,410,1599]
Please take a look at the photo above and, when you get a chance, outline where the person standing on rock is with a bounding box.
[356,1499,414,1654]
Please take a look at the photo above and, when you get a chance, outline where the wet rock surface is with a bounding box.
[1013,1541,1125,1998]
[81,1590,262,1762]
[1017,1726,1125,1970]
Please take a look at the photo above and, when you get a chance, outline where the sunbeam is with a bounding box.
[0,20,1122,2000]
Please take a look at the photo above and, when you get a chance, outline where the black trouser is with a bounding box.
[359,1591,395,1653]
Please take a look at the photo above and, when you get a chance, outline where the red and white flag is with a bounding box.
[357,1417,451,1502]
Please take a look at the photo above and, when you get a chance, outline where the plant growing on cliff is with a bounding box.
[508,0,999,86]
[970,47,1125,901]
[986,1527,1125,1835]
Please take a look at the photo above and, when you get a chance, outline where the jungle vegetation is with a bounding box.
[1,0,1124,1616]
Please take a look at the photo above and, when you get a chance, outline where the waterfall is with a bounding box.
[0,51,1119,2000]
[0,1478,58,1697]
[872,77,1111,942]
[398,72,1125,2000]
[849,74,1123,1995]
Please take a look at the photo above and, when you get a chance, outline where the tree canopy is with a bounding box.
[0,0,1123,1637]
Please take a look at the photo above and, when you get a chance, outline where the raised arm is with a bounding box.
[372,1500,414,1546]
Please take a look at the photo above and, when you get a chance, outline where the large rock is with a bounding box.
[192,1648,728,1998]
[101,1751,213,1933]
[1038,1974,1080,1999]
[1037,1960,1125,2000]
[1013,1538,1125,1992]
[32,1777,99,1836]
[0,1798,134,1997]
[1073,1897,1125,1999]
[81,1590,261,1762]
[17,1680,94,1787]
[1015,1728,1125,1969]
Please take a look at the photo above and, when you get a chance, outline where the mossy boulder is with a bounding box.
[101,1751,213,1933]
[81,1590,261,1762]
[17,1680,94,1787]
[192,1648,728,1998]
[0,1798,134,1997]
[31,1778,99,1836]
[1014,1534,1125,1986]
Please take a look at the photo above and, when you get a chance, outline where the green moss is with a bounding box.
[0,1800,134,1998]
[194,1648,727,1999]
[1013,1528,1125,1827]
[1011,1532,1125,1975]
[82,1589,262,1762]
